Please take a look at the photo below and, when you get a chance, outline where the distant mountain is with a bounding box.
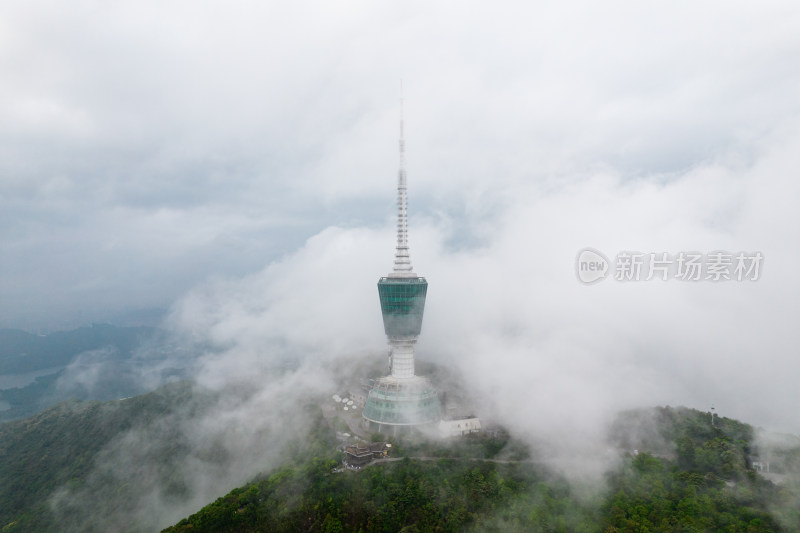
[0,323,158,375]
[0,324,171,422]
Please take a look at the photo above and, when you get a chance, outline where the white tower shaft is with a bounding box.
[390,340,416,379]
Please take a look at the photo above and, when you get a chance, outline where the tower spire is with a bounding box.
[392,82,415,277]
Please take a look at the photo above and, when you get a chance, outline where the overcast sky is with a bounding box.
[3,1,800,437]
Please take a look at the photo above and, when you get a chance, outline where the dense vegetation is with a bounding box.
[2,378,799,532]
[165,456,598,533]
[601,408,788,531]
[0,381,212,532]
[166,407,800,532]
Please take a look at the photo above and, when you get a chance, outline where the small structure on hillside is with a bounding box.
[439,416,482,438]
[348,389,366,407]
[344,441,391,467]
[750,456,770,473]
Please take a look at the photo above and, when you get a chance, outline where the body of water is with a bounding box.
[0,367,63,390]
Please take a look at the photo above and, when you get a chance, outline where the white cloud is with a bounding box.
[144,124,800,484]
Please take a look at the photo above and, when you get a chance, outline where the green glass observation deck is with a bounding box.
[377,276,428,338]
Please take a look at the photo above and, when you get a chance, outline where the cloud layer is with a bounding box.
[3,1,799,329]
[164,122,800,446]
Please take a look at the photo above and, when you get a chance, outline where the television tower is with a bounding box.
[362,94,442,434]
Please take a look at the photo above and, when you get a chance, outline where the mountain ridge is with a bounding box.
[1,383,799,532]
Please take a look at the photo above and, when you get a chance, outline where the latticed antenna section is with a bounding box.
[391,91,415,277]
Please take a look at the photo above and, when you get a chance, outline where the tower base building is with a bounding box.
[363,375,441,435]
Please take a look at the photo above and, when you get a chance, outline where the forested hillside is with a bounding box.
[2,385,799,532]
[0,381,212,532]
[166,407,800,533]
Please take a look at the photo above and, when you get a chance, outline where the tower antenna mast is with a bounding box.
[393,80,413,275]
